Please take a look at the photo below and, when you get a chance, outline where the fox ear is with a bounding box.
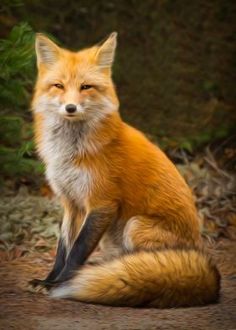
[35,34,60,67]
[96,32,117,69]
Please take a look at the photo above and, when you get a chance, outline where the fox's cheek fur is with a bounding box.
[34,95,62,114]
[82,95,118,118]
[34,93,118,123]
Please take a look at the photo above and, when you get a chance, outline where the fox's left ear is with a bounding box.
[96,32,117,69]
[35,33,60,67]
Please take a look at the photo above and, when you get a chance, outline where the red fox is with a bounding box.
[30,32,220,307]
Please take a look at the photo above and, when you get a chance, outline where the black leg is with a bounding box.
[30,237,66,289]
[46,237,67,281]
[53,208,115,284]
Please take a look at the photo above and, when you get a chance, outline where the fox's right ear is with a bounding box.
[95,32,117,69]
[35,34,60,67]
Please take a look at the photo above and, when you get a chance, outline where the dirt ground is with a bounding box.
[0,237,235,330]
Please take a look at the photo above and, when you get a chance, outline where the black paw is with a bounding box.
[29,278,55,290]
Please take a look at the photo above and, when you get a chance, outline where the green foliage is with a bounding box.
[158,126,232,152]
[0,146,44,177]
[0,22,43,180]
[0,116,23,146]
[179,126,231,152]
[0,0,24,14]
[0,22,35,110]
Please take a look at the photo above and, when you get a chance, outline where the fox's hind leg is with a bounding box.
[123,216,195,251]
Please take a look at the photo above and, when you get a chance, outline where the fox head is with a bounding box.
[32,33,119,124]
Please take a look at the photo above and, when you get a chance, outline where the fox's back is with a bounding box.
[115,124,195,213]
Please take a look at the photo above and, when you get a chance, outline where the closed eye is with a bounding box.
[81,84,93,91]
[53,83,64,89]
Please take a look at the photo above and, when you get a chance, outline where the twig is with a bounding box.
[204,146,231,179]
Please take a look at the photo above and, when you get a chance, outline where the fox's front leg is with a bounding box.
[30,199,83,288]
[29,236,67,289]
[52,206,117,284]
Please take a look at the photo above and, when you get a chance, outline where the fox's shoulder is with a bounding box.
[117,122,187,182]
[118,122,164,159]
[120,123,153,146]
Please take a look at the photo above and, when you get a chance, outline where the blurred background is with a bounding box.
[0,0,235,185]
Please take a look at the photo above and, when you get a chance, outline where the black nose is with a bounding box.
[65,104,77,113]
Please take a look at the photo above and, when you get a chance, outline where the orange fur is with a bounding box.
[53,250,220,308]
[32,33,220,307]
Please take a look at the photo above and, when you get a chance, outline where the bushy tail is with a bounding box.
[51,249,220,308]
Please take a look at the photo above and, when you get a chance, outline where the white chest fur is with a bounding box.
[46,160,92,203]
[40,116,96,203]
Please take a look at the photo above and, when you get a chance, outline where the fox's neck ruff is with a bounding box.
[35,111,121,164]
